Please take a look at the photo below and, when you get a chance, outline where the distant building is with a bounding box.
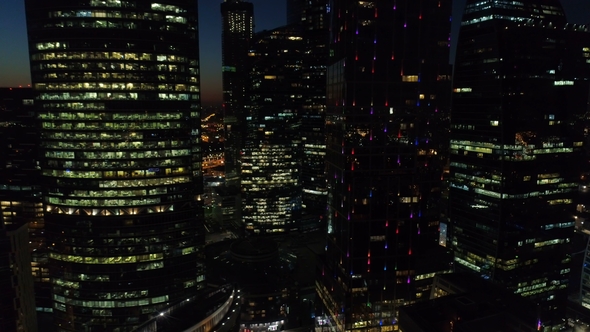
[242,26,304,234]
[221,0,254,188]
[290,0,329,231]
[449,0,590,328]
[24,0,205,330]
[317,0,453,330]
[0,87,49,312]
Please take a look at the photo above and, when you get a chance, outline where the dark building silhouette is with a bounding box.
[221,0,254,188]
[0,88,49,315]
[286,0,305,25]
[0,222,38,332]
[206,238,295,331]
[24,0,205,330]
[242,26,303,234]
[0,90,40,329]
[316,1,452,330]
[399,273,542,332]
[449,0,590,328]
[289,0,329,231]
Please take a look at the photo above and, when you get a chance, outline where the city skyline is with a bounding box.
[3,0,590,331]
[2,0,590,105]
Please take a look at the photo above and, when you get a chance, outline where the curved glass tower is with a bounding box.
[24,0,204,330]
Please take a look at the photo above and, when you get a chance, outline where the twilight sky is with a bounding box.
[1,0,589,106]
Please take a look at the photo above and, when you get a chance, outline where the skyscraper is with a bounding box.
[449,0,590,327]
[0,87,49,311]
[221,0,254,188]
[241,26,303,234]
[24,0,204,330]
[288,0,329,230]
[317,1,452,330]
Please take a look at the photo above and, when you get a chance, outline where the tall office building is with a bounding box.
[288,0,329,230]
[0,89,40,329]
[0,88,50,311]
[449,0,590,327]
[24,1,204,330]
[241,26,303,234]
[316,1,452,330]
[221,0,254,188]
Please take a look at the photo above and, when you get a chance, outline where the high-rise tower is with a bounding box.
[221,0,254,188]
[317,1,452,330]
[288,0,329,230]
[24,0,204,330]
[0,88,49,313]
[449,0,590,327]
[241,26,303,234]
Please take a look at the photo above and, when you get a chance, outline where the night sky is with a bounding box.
[1,0,589,106]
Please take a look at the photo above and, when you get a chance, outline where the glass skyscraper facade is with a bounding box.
[24,0,204,330]
[242,26,303,234]
[317,1,452,330]
[290,0,329,229]
[450,0,590,327]
[221,0,254,188]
